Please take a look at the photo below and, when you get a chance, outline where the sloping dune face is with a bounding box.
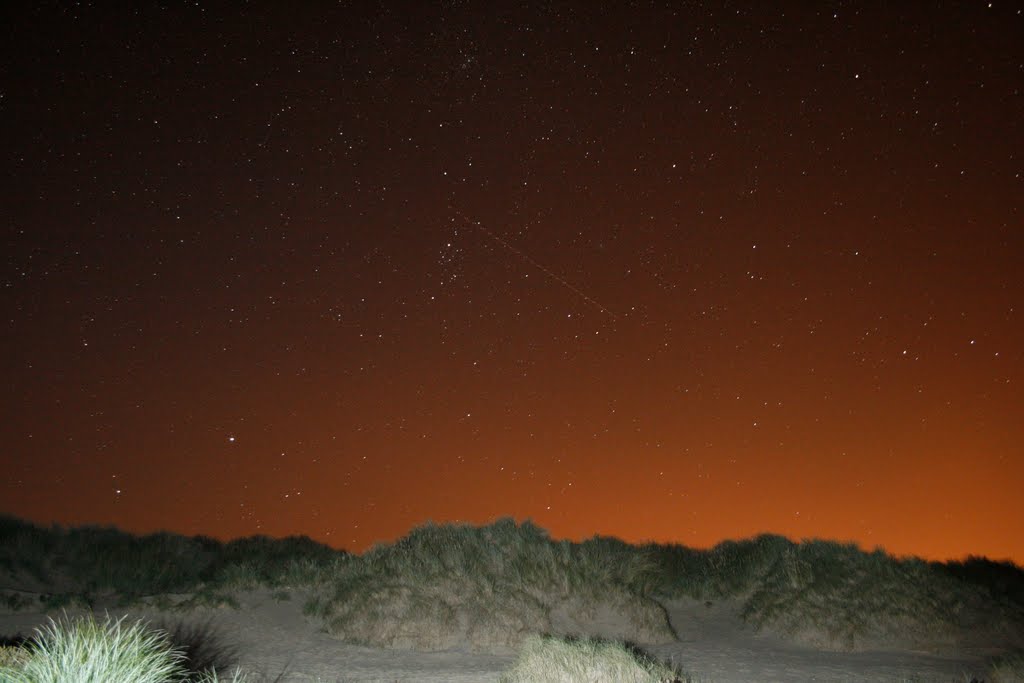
[645,534,1024,654]
[303,522,1024,655]
[2,514,1022,659]
[308,519,676,652]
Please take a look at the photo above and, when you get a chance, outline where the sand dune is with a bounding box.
[2,517,1020,681]
[0,587,995,682]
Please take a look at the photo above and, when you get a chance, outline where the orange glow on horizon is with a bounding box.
[2,3,1021,567]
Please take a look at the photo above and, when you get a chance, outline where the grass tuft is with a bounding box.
[0,613,186,683]
[499,633,682,683]
[0,613,254,683]
[0,647,29,672]
[988,648,1024,683]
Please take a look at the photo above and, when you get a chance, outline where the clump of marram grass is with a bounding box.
[0,647,29,672]
[988,649,1024,683]
[314,518,675,652]
[0,613,183,683]
[499,634,682,683]
[0,613,251,683]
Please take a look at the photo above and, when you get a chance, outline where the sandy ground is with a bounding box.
[0,588,992,682]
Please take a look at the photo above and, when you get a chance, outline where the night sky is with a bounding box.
[3,2,1022,563]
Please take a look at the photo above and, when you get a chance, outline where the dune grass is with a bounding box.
[0,515,349,608]
[986,648,1024,683]
[645,533,1024,651]
[306,518,675,651]
[2,513,1023,657]
[499,633,682,683]
[0,648,28,672]
[0,612,252,683]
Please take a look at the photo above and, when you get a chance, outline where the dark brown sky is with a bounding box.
[2,1,1022,562]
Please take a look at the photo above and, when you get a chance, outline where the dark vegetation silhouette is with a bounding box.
[152,617,240,680]
[0,514,347,605]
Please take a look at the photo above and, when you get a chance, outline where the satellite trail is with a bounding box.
[453,210,618,320]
